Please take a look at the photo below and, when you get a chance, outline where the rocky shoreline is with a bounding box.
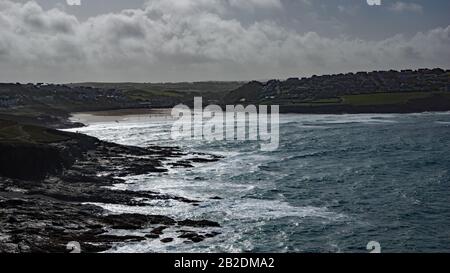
[0,125,223,253]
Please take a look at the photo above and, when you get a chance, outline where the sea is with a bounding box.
[66,111,450,253]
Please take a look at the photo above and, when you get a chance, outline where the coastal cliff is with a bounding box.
[0,121,222,253]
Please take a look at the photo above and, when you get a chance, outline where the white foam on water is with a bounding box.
[71,114,351,252]
[107,176,256,201]
[89,198,345,225]
[280,113,399,126]
[104,226,236,253]
[91,198,345,253]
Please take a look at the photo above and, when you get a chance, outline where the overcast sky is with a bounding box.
[1,0,449,83]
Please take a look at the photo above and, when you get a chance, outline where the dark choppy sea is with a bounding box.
[68,112,450,253]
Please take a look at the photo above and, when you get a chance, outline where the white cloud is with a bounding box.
[0,0,448,82]
[228,0,282,10]
[389,2,423,13]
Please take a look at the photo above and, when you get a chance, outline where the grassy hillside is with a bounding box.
[342,92,450,106]
[284,91,450,107]
[223,69,450,112]
[70,82,245,105]
[0,120,70,144]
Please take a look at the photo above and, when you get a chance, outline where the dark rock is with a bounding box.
[194,177,205,181]
[7,216,18,223]
[0,123,223,253]
[0,143,71,181]
[1,199,28,207]
[178,219,221,228]
[178,231,205,243]
[150,226,168,235]
[93,235,145,243]
[168,161,194,168]
[160,238,174,243]
[103,214,176,230]
[205,232,221,238]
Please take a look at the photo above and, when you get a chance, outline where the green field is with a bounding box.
[0,120,70,144]
[71,82,245,102]
[125,89,185,100]
[341,92,446,106]
[261,91,450,108]
[297,91,449,107]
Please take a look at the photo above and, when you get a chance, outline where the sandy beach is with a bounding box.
[70,108,173,125]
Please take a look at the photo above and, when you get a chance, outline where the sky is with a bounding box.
[1,0,449,83]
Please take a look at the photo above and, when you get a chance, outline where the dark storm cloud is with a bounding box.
[0,0,449,83]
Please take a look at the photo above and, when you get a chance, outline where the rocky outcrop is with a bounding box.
[0,124,223,253]
[0,143,68,180]
[0,127,96,180]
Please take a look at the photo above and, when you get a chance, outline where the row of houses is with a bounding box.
[258,68,450,100]
[0,83,132,110]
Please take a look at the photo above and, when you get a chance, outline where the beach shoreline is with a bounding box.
[68,108,173,126]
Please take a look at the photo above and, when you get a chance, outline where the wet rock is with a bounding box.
[178,231,205,243]
[205,232,221,238]
[83,228,106,236]
[160,238,174,243]
[0,128,223,253]
[103,214,176,230]
[168,161,194,168]
[0,143,70,181]
[178,219,221,228]
[92,235,145,243]
[78,243,111,253]
[150,226,168,235]
[7,216,18,223]
[1,199,28,207]
[0,243,19,253]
